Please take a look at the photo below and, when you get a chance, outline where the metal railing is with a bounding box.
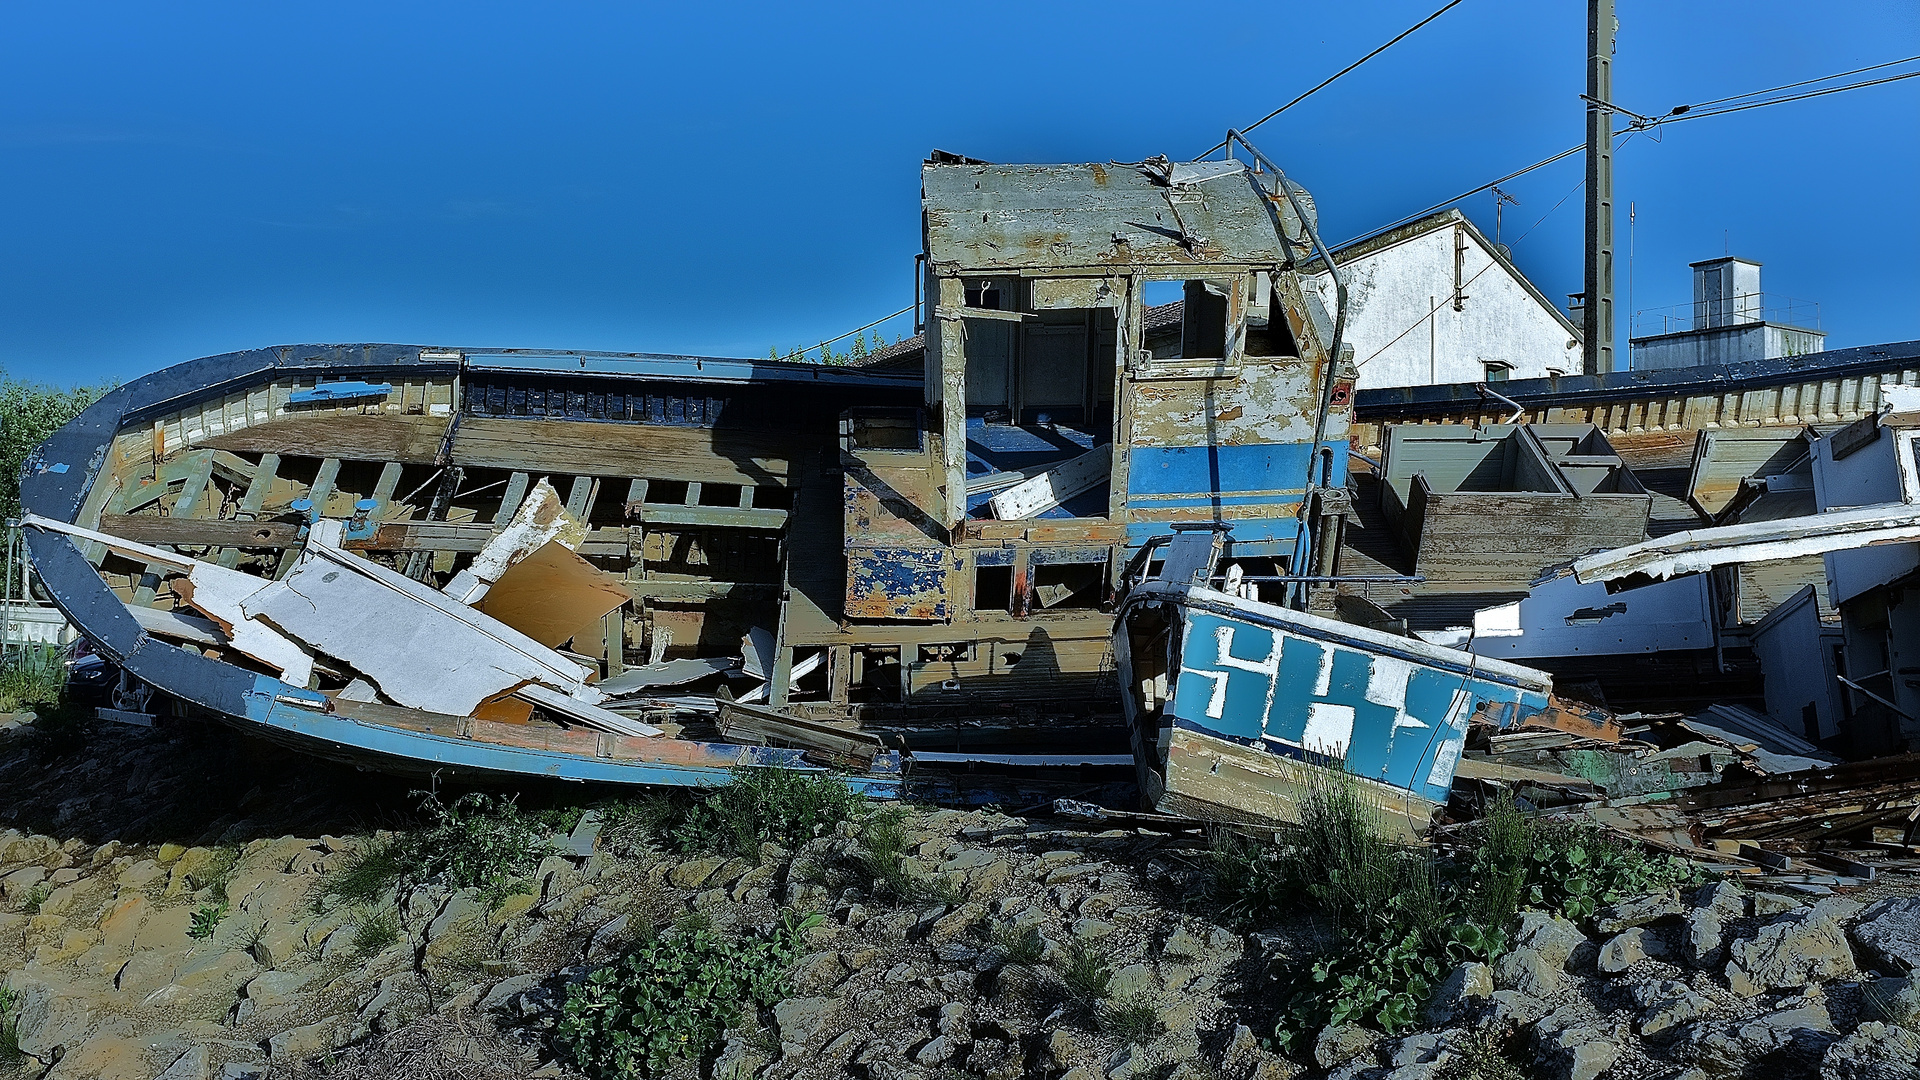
[1630,293,1822,338]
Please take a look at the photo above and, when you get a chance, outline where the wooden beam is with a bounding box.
[494,471,531,526]
[566,475,597,519]
[370,462,405,510]
[717,698,882,768]
[308,457,343,514]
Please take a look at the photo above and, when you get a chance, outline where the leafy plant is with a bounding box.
[188,900,229,940]
[19,884,50,916]
[555,913,820,1078]
[1518,821,1700,922]
[0,373,109,521]
[351,908,401,959]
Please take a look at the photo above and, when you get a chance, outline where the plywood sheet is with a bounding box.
[478,539,632,648]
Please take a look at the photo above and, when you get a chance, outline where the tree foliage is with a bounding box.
[0,372,109,519]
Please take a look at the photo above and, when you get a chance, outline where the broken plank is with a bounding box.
[494,471,531,527]
[718,699,881,768]
[987,444,1112,520]
[515,683,661,737]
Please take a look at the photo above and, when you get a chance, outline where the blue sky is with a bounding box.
[1,1,1915,386]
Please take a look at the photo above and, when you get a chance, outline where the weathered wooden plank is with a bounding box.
[494,471,531,527]
[450,417,797,487]
[988,444,1112,519]
[199,414,451,464]
[718,698,881,768]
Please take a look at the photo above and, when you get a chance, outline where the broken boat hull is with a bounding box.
[1115,579,1557,835]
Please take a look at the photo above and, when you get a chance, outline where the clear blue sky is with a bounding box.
[2,1,1915,387]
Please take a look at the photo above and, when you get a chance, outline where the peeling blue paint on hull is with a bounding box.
[1118,582,1555,832]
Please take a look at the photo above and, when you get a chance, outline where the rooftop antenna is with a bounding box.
[1491,185,1519,247]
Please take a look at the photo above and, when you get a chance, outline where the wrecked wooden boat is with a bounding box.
[19,139,1373,792]
[1114,525,1559,833]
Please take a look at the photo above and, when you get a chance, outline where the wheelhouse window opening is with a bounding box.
[961,275,1119,521]
[1142,277,1235,361]
[1243,272,1299,358]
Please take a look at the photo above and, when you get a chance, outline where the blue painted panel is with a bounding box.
[1169,609,1550,804]
[1127,442,1347,498]
[1125,518,1299,550]
[290,381,393,403]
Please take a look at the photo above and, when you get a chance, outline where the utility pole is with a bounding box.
[1583,0,1616,375]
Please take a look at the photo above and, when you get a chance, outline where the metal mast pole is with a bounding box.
[1583,0,1616,375]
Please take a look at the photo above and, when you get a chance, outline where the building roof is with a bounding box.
[1303,208,1581,341]
[922,159,1287,272]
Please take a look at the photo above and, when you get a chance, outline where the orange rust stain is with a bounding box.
[1090,163,1109,186]
[1215,406,1244,421]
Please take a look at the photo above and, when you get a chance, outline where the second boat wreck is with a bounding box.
[19,141,1580,829]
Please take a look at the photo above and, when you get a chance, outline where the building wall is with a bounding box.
[1303,224,1579,391]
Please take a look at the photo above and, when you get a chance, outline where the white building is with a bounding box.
[1302,210,1582,391]
[1629,257,1825,371]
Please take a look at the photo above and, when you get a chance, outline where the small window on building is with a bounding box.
[1483,362,1513,383]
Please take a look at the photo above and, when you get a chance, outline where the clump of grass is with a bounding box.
[612,767,867,860]
[1435,1028,1526,1080]
[1055,941,1113,1003]
[1097,996,1163,1044]
[853,809,958,905]
[0,984,21,1064]
[351,908,401,960]
[20,883,51,916]
[199,846,241,902]
[315,836,411,911]
[187,900,228,940]
[988,921,1045,966]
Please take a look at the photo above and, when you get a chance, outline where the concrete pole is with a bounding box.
[1583,0,1616,375]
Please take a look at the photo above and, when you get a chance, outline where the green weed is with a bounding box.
[622,767,867,860]
[19,884,50,916]
[199,846,240,902]
[853,809,958,905]
[314,791,555,912]
[0,984,19,1064]
[188,900,228,940]
[351,908,401,959]
[555,912,820,1078]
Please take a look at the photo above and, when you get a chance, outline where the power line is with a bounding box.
[777,304,915,363]
[1195,0,1468,159]
[1678,54,1920,111]
[1338,58,1920,249]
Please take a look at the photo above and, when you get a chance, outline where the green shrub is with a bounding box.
[1201,827,1294,922]
[188,900,228,940]
[314,791,555,912]
[0,646,66,715]
[555,913,819,1078]
[20,884,50,916]
[634,768,867,860]
[1518,820,1700,922]
[351,908,401,959]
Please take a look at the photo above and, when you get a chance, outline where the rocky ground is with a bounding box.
[2,712,1920,1080]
